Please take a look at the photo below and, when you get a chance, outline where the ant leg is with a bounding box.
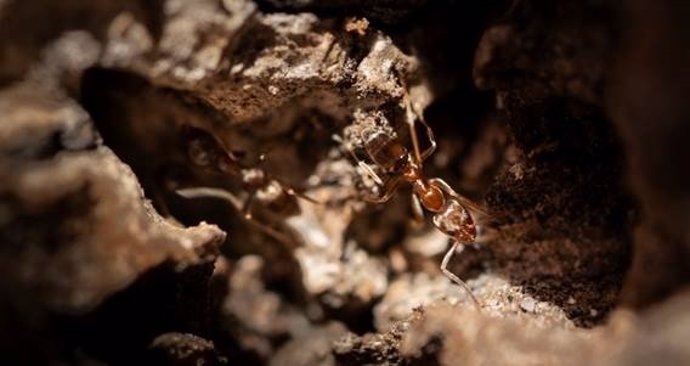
[364,176,402,203]
[410,193,425,228]
[176,187,243,207]
[241,190,256,219]
[360,161,384,185]
[284,186,321,204]
[441,241,481,309]
[240,191,296,246]
[176,187,295,246]
[404,97,424,165]
[247,215,295,246]
[357,160,385,186]
[416,114,437,162]
[332,134,385,186]
[332,133,401,203]
[404,96,437,164]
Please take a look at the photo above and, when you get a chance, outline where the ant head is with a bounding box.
[180,126,219,167]
[361,128,408,171]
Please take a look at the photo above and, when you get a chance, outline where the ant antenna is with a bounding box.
[404,96,424,165]
[402,89,437,164]
[175,186,296,246]
[332,134,385,186]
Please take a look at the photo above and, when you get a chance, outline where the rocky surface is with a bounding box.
[1,0,689,365]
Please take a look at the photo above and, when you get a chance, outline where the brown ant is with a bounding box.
[335,100,488,308]
[172,126,317,246]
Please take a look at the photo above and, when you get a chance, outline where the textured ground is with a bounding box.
[1,0,690,365]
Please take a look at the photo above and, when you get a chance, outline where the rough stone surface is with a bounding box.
[149,332,224,366]
[0,82,225,364]
[0,84,225,313]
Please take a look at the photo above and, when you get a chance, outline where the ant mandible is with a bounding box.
[336,97,488,308]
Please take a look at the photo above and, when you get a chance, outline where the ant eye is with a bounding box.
[188,141,211,167]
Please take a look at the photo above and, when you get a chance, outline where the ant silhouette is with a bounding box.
[173,126,317,246]
[335,98,489,308]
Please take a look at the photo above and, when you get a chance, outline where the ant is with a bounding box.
[335,99,489,308]
[172,126,317,246]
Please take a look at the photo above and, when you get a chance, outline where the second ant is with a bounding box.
[172,125,317,247]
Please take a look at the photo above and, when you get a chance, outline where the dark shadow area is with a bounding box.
[478,96,634,327]
[52,261,246,366]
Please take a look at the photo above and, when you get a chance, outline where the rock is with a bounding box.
[519,297,536,313]
[270,322,348,366]
[0,77,224,364]
[149,332,223,366]
[373,273,468,331]
[221,255,309,359]
[0,85,224,313]
[473,0,633,326]
[98,0,417,125]
[256,0,429,26]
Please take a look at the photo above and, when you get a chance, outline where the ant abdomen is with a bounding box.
[432,198,477,244]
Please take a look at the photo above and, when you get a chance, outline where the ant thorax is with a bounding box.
[255,179,300,216]
[255,180,284,202]
[342,110,397,155]
[241,167,267,187]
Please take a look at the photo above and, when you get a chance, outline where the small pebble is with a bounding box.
[520,297,536,313]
